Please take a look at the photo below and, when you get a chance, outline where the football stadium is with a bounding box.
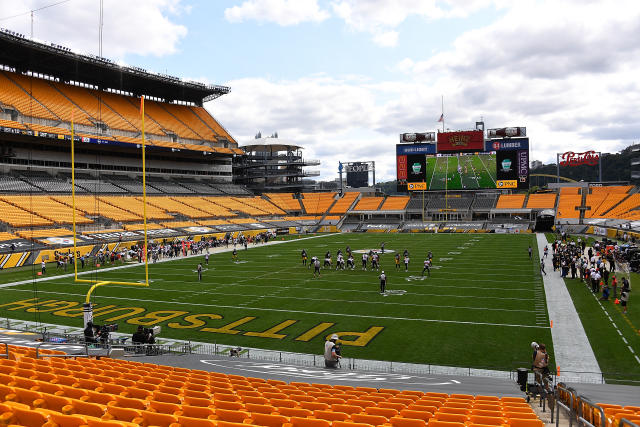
[0,11,639,427]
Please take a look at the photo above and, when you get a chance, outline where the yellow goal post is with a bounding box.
[69,98,150,324]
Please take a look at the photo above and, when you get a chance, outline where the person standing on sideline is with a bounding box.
[379,271,387,294]
[324,334,340,368]
[41,260,46,275]
[543,245,548,258]
[612,276,618,298]
[540,258,546,276]
[205,253,209,265]
[620,289,629,314]
[197,263,203,281]
[528,245,533,260]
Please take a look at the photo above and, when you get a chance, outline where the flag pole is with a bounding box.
[441,95,444,133]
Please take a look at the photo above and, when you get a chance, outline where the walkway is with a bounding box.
[536,233,601,383]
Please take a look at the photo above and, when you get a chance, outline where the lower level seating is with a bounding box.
[0,344,544,427]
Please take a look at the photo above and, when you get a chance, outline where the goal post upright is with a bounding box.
[70,98,151,324]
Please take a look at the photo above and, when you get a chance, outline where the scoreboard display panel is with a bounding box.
[397,136,529,192]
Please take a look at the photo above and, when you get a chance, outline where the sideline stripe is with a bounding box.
[3,288,546,329]
[0,233,337,290]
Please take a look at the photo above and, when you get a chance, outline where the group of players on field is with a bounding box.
[300,245,434,281]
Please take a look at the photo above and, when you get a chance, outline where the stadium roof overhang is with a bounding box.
[242,138,303,152]
[0,31,229,105]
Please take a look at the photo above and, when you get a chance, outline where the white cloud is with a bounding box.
[209,0,640,181]
[224,0,330,26]
[331,0,502,46]
[0,0,188,59]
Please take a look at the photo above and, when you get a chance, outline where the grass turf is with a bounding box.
[0,233,551,370]
[426,154,496,191]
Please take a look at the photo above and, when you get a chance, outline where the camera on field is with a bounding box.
[101,324,119,333]
[144,326,161,336]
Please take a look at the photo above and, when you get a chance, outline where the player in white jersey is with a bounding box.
[422,259,431,277]
[362,253,368,270]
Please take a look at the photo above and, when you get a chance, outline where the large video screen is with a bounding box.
[396,136,529,192]
[424,153,497,190]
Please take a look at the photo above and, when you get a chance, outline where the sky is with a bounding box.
[1,0,639,181]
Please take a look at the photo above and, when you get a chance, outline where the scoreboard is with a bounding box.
[396,130,529,192]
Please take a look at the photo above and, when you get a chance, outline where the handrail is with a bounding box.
[35,342,90,359]
[556,383,575,427]
[0,342,8,359]
[619,419,640,427]
[577,395,606,427]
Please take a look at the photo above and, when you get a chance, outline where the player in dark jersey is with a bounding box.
[324,253,332,268]
[301,249,308,266]
[232,248,238,262]
[347,254,355,270]
[371,253,379,271]
[395,253,401,270]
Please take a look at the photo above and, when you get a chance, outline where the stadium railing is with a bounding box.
[555,383,640,427]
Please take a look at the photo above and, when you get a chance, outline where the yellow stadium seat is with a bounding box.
[132,409,178,427]
[5,407,50,426]
[399,409,433,422]
[468,415,508,426]
[389,417,429,427]
[277,407,313,418]
[505,419,544,427]
[333,422,375,427]
[245,403,277,414]
[313,410,350,422]
[213,408,251,423]
[351,413,390,425]
[102,405,143,423]
[434,413,468,423]
[65,398,107,419]
[244,412,290,427]
[287,416,332,427]
[365,407,399,418]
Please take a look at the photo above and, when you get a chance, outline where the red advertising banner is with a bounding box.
[437,130,484,152]
[397,155,408,180]
[559,151,600,167]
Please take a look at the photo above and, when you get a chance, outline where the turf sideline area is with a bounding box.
[537,233,601,383]
[0,232,335,290]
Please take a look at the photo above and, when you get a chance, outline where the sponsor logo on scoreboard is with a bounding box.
[407,182,427,191]
[496,180,518,189]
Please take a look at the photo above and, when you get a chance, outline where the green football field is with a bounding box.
[426,154,497,190]
[0,233,551,370]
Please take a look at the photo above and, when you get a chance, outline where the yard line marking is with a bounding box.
[622,337,628,344]
[636,356,640,364]
[13,275,540,295]
[628,346,635,354]
[3,285,537,303]
[1,289,546,329]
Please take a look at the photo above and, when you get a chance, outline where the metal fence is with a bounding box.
[3,319,639,385]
